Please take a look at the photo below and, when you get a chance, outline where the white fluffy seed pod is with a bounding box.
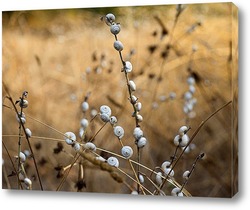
[136,114,143,122]
[84,142,96,152]
[124,61,133,73]
[19,152,26,163]
[156,172,163,185]
[81,101,89,112]
[184,91,193,100]
[73,142,81,151]
[161,161,174,176]
[80,118,89,129]
[137,137,147,148]
[128,80,136,91]
[189,85,196,94]
[187,76,195,85]
[90,109,98,117]
[133,127,143,140]
[23,150,31,158]
[180,134,189,147]
[130,95,138,104]
[113,126,125,139]
[100,113,110,122]
[104,13,115,26]
[25,128,32,138]
[19,99,28,108]
[24,177,32,189]
[174,134,189,147]
[171,187,183,197]
[110,116,118,125]
[110,23,121,35]
[96,156,106,162]
[178,126,188,136]
[107,157,119,168]
[121,146,133,159]
[16,112,26,124]
[161,161,171,169]
[114,40,124,51]
[100,105,112,116]
[139,174,144,184]
[79,127,85,139]
[135,102,142,112]
[183,170,190,180]
[64,132,76,145]
[163,167,174,177]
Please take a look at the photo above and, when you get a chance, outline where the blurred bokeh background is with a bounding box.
[2,2,238,197]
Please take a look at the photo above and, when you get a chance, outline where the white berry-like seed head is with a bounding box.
[136,114,143,122]
[114,40,124,51]
[110,116,118,125]
[187,76,195,85]
[128,80,136,91]
[133,127,143,140]
[183,170,190,180]
[139,174,144,184]
[114,126,125,139]
[64,132,76,145]
[104,13,115,26]
[100,113,110,122]
[19,152,26,163]
[178,125,189,136]
[130,95,138,104]
[73,142,81,151]
[124,61,133,73]
[100,105,112,116]
[24,177,32,189]
[155,172,163,185]
[19,99,28,108]
[135,102,142,112]
[16,112,26,124]
[80,118,89,129]
[137,137,147,148]
[171,187,183,196]
[110,23,121,35]
[107,156,119,168]
[25,128,32,138]
[81,101,89,112]
[121,146,133,159]
[84,142,96,152]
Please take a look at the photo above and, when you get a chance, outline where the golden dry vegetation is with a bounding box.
[2,3,238,197]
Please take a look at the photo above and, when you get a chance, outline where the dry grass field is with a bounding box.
[2,3,238,197]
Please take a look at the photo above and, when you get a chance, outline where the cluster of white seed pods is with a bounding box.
[64,131,81,152]
[15,151,33,190]
[161,161,174,177]
[183,75,197,118]
[107,156,119,168]
[103,13,148,153]
[99,105,112,122]
[173,125,190,147]
[171,187,184,197]
[133,127,147,148]
[79,100,90,140]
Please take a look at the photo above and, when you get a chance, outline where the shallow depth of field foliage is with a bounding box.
[2,3,238,197]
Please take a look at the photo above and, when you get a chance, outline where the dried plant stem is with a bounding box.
[179,153,204,194]
[158,100,232,191]
[118,139,146,195]
[3,87,44,190]
[116,168,153,195]
[56,153,80,191]
[2,141,23,189]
